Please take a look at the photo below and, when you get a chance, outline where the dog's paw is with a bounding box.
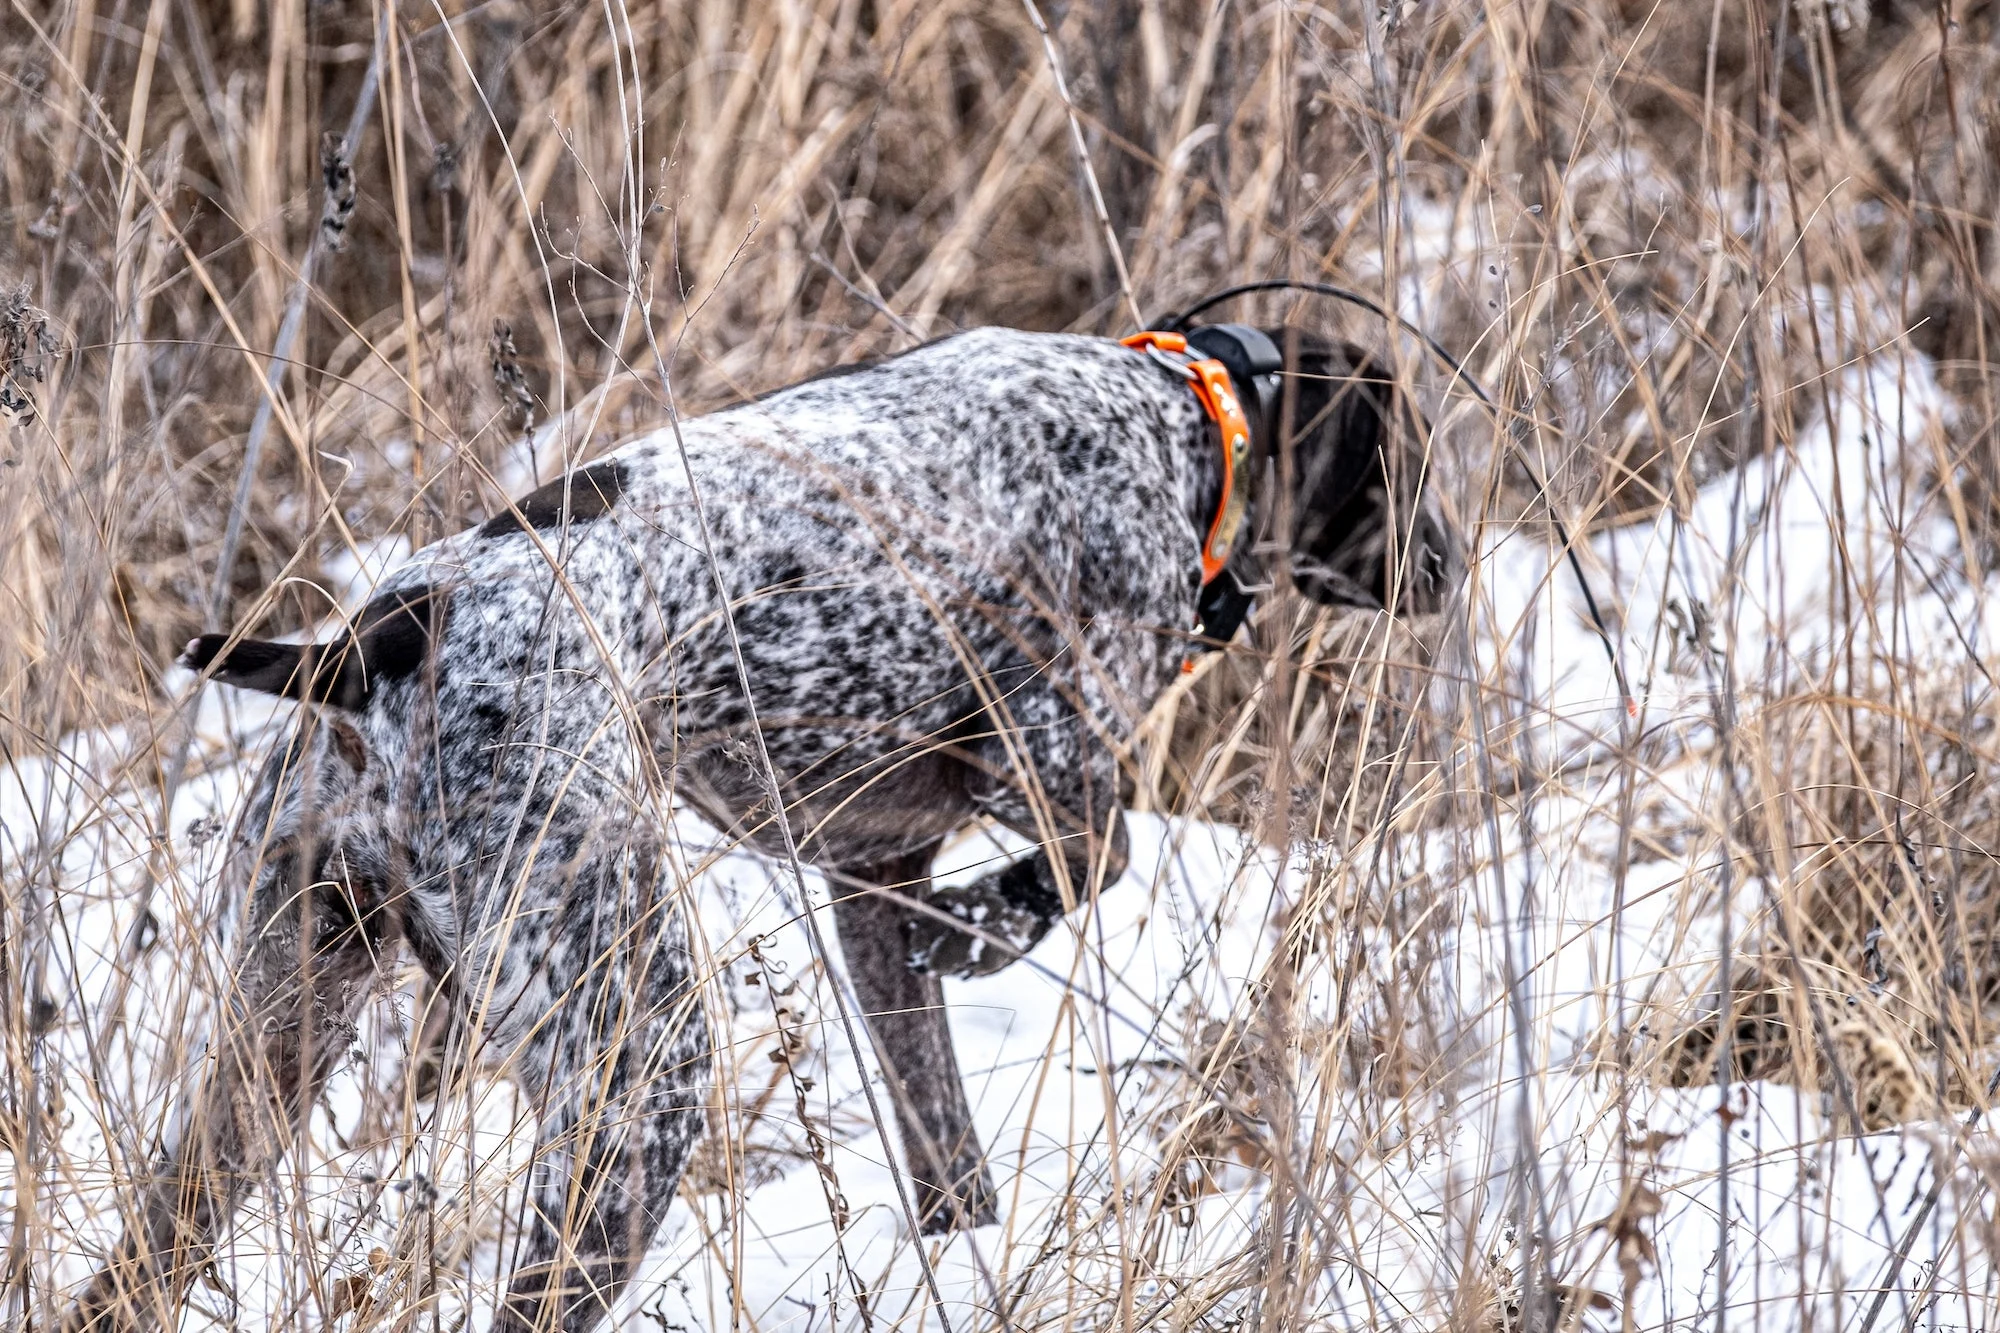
[904,881,1041,979]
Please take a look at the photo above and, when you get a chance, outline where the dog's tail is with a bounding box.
[179,585,446,709]
[178,634,369,708]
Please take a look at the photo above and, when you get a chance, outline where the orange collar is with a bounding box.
[1121,331,1253,584]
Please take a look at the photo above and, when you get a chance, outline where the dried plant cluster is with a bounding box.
[7,0,2000,1329]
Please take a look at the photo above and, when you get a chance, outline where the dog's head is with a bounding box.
[1254,330,1460,614]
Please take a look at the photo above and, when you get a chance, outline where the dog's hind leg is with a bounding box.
[66,825,389,1332]
[478,834,710,1333]
[830,845,999,1233]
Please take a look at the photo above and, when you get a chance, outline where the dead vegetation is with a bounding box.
[7,0,2000,1328]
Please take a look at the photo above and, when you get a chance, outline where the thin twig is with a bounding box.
[809,249,922,343]
[210,11,389,630]
[639,237,962,1333]
[112,7,388,965]
[1853,1063,2000,1333]
[1017,0,1144,331]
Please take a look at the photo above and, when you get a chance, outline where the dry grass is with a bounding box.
[7,0,2000,1328]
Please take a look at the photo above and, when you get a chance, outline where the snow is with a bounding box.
[7,341,1997,1331]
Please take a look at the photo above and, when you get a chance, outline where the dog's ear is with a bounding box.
[1270,334,1460,614]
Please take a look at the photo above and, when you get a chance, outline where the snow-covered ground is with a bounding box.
[6,343,1998,1331]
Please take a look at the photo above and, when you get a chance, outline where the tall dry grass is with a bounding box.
[5,0,2000,1328]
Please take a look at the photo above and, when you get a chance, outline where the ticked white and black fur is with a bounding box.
[68,328,1455,1333]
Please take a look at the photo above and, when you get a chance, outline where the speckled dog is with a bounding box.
[69,327,1455,1333]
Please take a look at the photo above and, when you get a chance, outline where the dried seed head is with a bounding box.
[490,320,534,436]
[432,139,459,194]
[320,130,357,251]
[0,284,56,425]
[27,194,61,242]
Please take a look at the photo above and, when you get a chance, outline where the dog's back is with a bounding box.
[198,329,1219,865]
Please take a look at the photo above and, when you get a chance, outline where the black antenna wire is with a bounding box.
[1163,278,1632,709]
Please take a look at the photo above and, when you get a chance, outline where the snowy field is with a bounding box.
[6,342,1998,1332]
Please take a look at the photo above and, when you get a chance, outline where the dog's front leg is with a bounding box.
[66,855,383,1333]
[830,847,999,1234]
[907,682,1130,980]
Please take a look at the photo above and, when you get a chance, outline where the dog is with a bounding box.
[68,324,1456,1333]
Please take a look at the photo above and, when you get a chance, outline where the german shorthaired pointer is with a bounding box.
[69,325,1455,1332]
